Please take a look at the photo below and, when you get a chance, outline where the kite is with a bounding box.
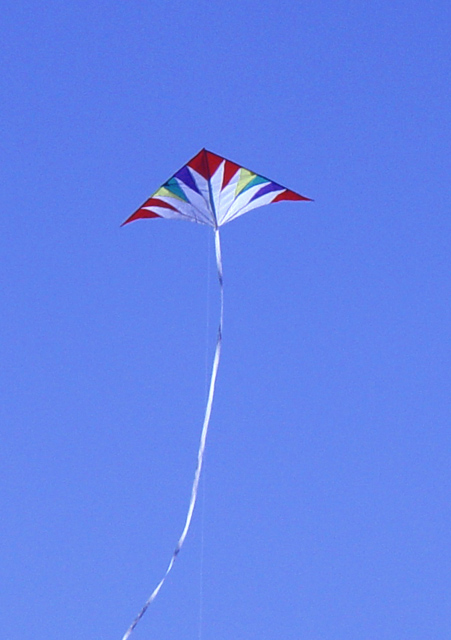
[121,149,311,639]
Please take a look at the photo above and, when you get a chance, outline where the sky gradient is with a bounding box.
[1,2,450,639]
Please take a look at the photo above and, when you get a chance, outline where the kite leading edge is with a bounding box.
[121,149,311,639]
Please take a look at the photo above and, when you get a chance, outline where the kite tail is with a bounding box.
[122,228,223,640]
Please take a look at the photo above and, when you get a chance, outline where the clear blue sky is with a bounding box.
[1,2,450,639]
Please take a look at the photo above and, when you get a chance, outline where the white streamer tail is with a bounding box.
[121,228,223,640]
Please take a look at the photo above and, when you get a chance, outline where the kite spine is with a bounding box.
[122,228,223,640]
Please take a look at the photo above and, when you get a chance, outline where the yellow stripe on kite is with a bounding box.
[153,186,186,202]
[235,169,256,196]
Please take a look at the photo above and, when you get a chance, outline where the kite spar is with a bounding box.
[121,149,311,639]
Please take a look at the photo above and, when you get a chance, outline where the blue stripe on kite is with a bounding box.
[165,178,190,202]
[250,181,283,202]
[174,165,200,194]
[239,174,268,195]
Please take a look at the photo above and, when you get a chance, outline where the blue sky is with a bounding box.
[1,2,450,639]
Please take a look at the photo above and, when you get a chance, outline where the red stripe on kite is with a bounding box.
[121,209,161,226]
[272,189,312,203]
[188,149,224,180]
[205,150,223,178]
[221,159,241,189]
[140,198,178,211]
[120,197,176,226]
[186,149,207,178]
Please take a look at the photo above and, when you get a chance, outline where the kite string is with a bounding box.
[198,460,205,640]
[121,228,223,640]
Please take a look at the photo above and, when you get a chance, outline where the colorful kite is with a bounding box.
[121,149,311,639]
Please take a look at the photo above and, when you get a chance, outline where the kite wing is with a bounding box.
[122,149,311,228]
